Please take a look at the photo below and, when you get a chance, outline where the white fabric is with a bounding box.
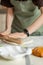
[0,38,33,60]
[0,45,32,59]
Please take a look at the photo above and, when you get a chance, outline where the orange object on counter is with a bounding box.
[32,47,43,57]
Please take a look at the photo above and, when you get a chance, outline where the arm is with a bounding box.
[27,7,43,35]
[5,8,14,33]
[1,8,14,35]
[1,0,14,35]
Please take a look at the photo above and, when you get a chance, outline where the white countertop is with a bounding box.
[0,36,43,65]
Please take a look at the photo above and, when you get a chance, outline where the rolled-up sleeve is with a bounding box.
[1,0,14,8]
[32,0,43,8]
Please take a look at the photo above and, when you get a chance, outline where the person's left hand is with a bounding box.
[7,32,27,38]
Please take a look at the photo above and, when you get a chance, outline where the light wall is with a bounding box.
[0,5,7,32]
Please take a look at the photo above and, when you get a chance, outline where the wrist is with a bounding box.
[23,29,29,37]
[6,27,11,31]
[5,29,11,33]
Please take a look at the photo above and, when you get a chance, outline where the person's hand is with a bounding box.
[0,29,11,40]
[0,29,11,35]
[7,32,27,38]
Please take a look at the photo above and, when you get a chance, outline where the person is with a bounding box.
[1,0,43,38]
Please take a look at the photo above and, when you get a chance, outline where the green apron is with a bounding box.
[11,0,43,35]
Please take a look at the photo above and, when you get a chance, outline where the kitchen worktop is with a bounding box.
[0,36,43,65]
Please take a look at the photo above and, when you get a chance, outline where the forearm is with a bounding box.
[27,14,43,35]
[6,8,14,31]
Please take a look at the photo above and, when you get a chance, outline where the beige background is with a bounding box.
[0,5,7,32]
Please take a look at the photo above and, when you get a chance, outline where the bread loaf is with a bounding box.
[32,47,43,57]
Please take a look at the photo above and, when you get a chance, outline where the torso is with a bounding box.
[11,0,43,35]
